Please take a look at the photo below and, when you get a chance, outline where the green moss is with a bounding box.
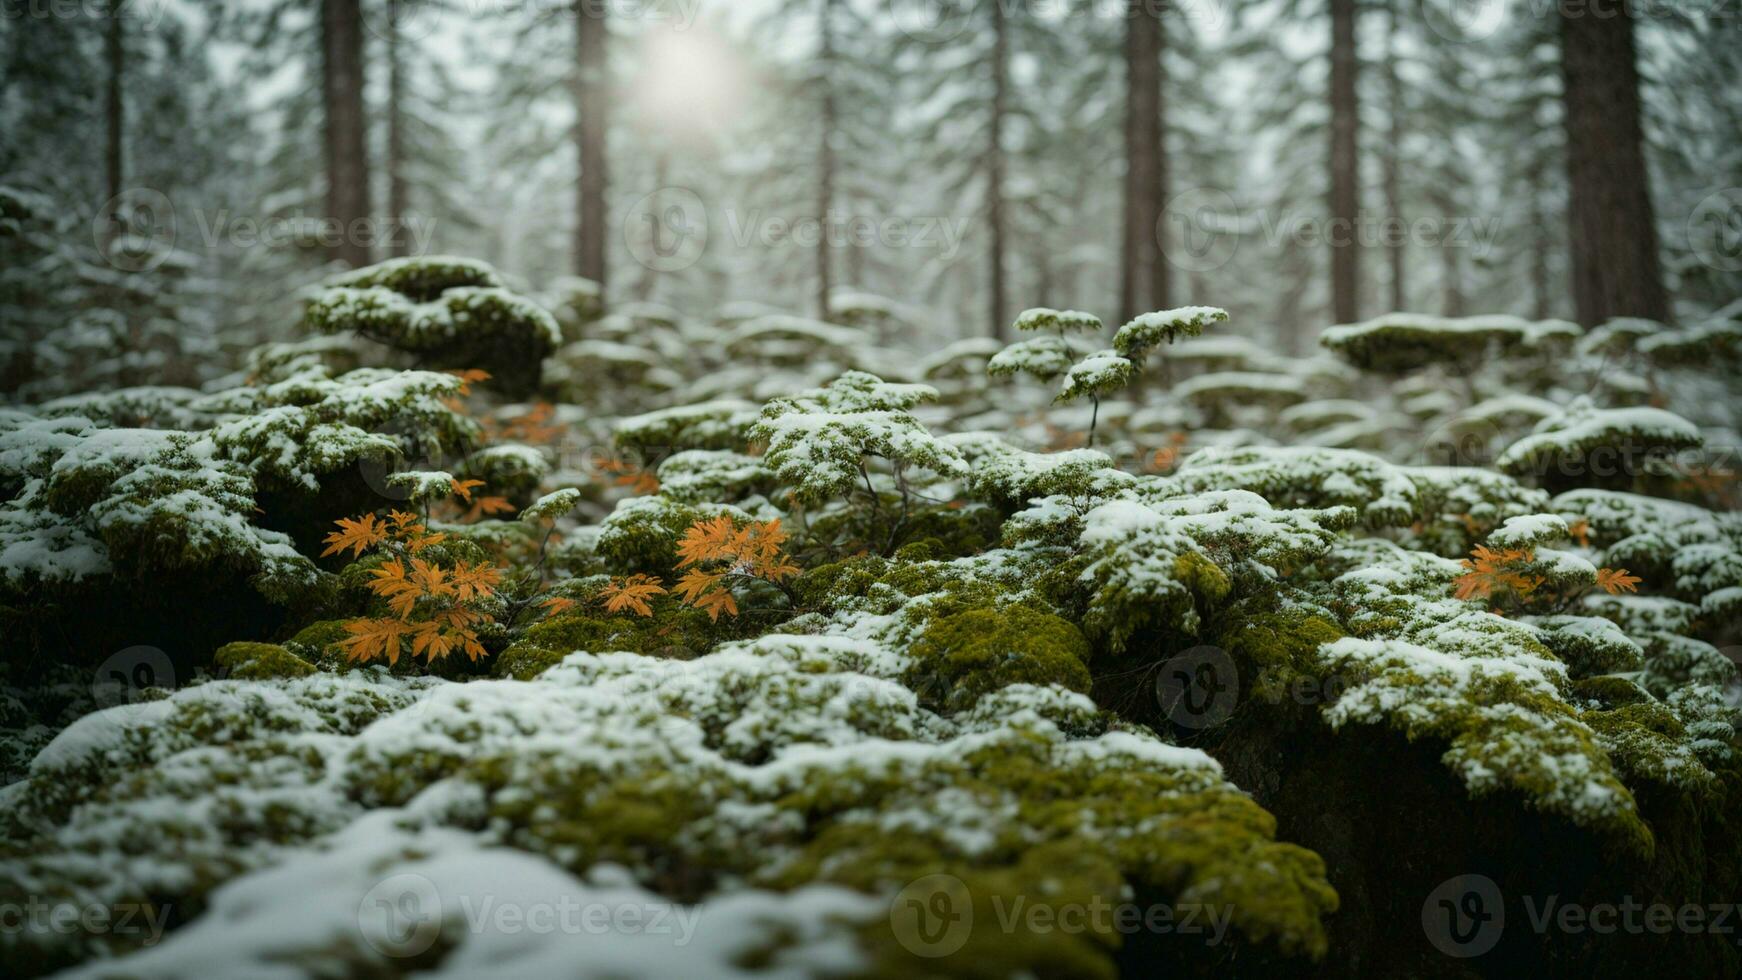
[906,606,1092,713]
[1570,674,1653,708]
[595,496,714,578]
[1583,702,1715,790]
[887,503,1003,560]
[1215,605,1345,706]
[494,601,727,679]
[213,642,316,680]
[285,619,350,662]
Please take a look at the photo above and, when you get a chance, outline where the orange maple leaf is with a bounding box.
[1567,519,1592,549]
[338,617,412,665]
[690,586,739,622]
[543,596,578,618]
[674,568,723,604]
[449,561,501,602]
[676,516,740,568]
[1596,568,1642,595]
[600,574,667,617]
[322,513,388,559]
[449,478,486,503]
[445,368,492,394]
[368,559,425,618]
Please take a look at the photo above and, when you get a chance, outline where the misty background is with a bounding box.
[1,0,1739,401]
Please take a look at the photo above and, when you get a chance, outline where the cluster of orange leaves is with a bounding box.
[1145,432,1189,474]
[322,510,502,665]
[487,402,566,445]
[589,517,799,623]
[599,457,660,496]
[1452,544,1641,606]
[447,477,514,522]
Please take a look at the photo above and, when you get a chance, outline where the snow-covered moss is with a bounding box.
[1113,306,1229,362]
[1055,350,1136,405]
[304,257,559,397]
[3,641,1339,973]
[749,372,966,505]
[613,399,760,454]
[1320,312,1580,373]
[987,335,1076,381]
[1174,446,1418,527]
[1497,397,1703,481]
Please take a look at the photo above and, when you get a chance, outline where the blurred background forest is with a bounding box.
[1,0,1739,402]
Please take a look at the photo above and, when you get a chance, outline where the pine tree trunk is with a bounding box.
[636,152,668,302]
[1382,1,1405,313]
[1328,0,1360,323]
[1121,2,1168,323]
[815,0,838,321]
[385,0,409,259]
[1528,159,1553,322]
[986,0,1010,341]
[104,1,123,208]
[322,0,372,269]
[574,1,610,289]
[1559,3,1667,326]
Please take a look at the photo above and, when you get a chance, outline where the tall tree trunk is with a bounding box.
[636,152,669,302]
[385,0,409,259]
[1381,1,1405,313]
[574,2,609,289]
[1559,3,1667,326]
[1121,2,1169,323]
[1328,0,1361,323]
[1528,159,1553,322]
[986,0,1009,340]
[322,0,372,269]
[815,0,838,321]
[1439,212,1466,315]
[104,1,123,208]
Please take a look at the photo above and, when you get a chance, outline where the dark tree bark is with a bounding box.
[574,1,609,289]
[1528,159,1553,322]
[815,0,838,321]
[636,151,668,302]
[1328,0,1361,323]
[986,0,1010,340]
[104,0,123,207]
[1559,3,1668,326]
[1121,1,1170,323]
[322,0,372,269]
[1381,0,1404,313]
[385,0,409,259]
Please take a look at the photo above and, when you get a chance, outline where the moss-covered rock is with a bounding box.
[213,641,316,680]
[905,606,1092,712]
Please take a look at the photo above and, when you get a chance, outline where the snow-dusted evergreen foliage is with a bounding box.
[5,262,1738,976]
